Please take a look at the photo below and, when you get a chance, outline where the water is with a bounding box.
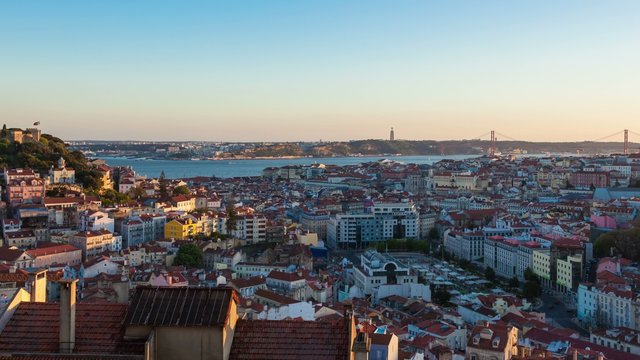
[98,155,476,179]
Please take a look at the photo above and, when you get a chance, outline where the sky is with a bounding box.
[1,1,640,142]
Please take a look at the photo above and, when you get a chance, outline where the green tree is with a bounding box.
[174,243,204,268]
[158,171,169,199]
[509,276,520,289]
[100,189,131,207]
[428,227,439,240]
[523,280,542,300]
[524,267,537,282]
[594,232,617,258]
[613,227,640,261]
[484,267,496,283]
[172,185,191,196]
[226,204,238,234]
[129,186,146,200]
[77,169,103,191]
[430,284,452,306]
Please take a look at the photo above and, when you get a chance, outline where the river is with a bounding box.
[97,155,477,179]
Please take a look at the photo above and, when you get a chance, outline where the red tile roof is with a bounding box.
[0,302,144,355]
[26,244,81,258]
[229,319,350,360]
[44,197,81,206]
[254,289,298,305]
[0,246,27,262]
[229,276,266,289]
[267,270,304,282]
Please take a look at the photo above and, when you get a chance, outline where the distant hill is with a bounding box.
[220,139,636,158]
[71,138,638,159]
[0,126,102,190]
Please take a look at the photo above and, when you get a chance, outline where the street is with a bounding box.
[538,294,589,337]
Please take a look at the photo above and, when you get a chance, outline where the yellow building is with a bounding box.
[164,218,197,240]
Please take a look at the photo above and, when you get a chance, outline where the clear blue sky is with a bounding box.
[1,0,640,142]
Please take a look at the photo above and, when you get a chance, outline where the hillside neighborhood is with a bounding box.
[2,128,640,359]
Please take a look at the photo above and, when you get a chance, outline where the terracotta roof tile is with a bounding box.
[229,319,350,360]
[0,303,144,355]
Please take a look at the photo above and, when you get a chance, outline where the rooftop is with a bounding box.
[124,286,236,327]
[229,319,350,360]
[0,302,144,355]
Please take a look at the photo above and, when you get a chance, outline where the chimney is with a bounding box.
[59,279,78,354]
[27,269,47,303]
[572,349,578,360]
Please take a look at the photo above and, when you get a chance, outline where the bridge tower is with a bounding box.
[624,129,629,155]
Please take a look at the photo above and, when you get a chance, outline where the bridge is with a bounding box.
[470,129,640,156]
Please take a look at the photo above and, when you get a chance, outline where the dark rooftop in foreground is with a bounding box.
[124,286,236,327]
[0,302,144,356]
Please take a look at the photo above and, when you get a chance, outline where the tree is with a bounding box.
[129,185,146,200]
[226,204,238,234]
[100,189,131,207]
[430,284,452,306]
[428,227,439,240]
[172,185,190,196]
[523,280,542,300]
[174,243,204,268]
[594,228,640,260]
[524,267,537,282]
[159,171,169,199]
[612,227,640,261]
[509,276,520,289]
[484,267,496,283]
[594,232,617,258]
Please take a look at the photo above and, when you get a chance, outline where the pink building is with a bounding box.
[597,257,632,276]
[590,214,618,229]
[6,177,46,205]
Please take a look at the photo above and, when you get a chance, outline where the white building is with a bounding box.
[444,230,485,262]
[352,250,417,296]
[79,210,115,233]
[590,328,640,355]
[233,215,267,244]
[234,262,287,278]
[327,202,419,249]
[48,157,75,184]
[578,283,640,330]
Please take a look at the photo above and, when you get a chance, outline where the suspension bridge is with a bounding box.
[467,129,640,157]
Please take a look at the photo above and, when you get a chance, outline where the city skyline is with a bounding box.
[2,1,640,142]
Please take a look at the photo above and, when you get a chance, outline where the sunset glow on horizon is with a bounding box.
[1,0,640,142]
